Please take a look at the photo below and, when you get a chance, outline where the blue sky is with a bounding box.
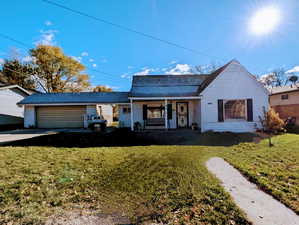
[0,0,299,91]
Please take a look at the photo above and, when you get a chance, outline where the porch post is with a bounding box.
[165,99,168,129]
[130,99,134,131]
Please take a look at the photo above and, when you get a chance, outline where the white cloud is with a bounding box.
[0,58,4,65]
[169,60,178,65]
[165,64,194,75]
[35,29,57,46]
[134,68,155,76]
[286,66,299,74]
[121,73,131,79]
[71,56,82,62]
[45,20,53,26]
[89,58,94,62]
[81,52,89,57]
[92,63,97,68]
[22,56,34,62]
[258,73,276,86]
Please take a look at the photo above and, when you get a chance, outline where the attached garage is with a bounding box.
[36,106,85,128]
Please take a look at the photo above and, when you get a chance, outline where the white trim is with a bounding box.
[130,99,134,131]
[19,102,129,106]
[0,85,31,96]
[129,96,201,100]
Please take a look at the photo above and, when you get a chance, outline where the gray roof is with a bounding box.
[18,92,130,105]
[130,75,210,97]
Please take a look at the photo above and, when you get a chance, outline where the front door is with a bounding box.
[176,102,189,128]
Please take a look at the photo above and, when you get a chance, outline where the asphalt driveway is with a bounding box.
[0,129,89,145]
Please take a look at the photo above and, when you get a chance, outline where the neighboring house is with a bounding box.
[19,60,269,132]
[18,92,129,128]
[0,83,32,128]
[270,85,299,125]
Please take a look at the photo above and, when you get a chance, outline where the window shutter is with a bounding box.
[167,104,172,120]
[218,100,224,122]
[247,99,253,122]
[143,105,147,120]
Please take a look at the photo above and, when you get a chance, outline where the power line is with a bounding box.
[41,0,221,59]
[0,33,129,83]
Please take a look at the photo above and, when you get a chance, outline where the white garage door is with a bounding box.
[36,106,85,128]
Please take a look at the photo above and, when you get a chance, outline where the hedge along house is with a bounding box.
[119,60,269,132]
[18,92,129,128]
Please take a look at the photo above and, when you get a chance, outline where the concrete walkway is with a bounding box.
[206,157,299,225]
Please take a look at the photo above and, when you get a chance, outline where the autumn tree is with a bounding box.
[30,45,90,92]
[0,59,36,89]
[93,85,112,92]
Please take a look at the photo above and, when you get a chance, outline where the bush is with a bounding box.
[259,107,285,133]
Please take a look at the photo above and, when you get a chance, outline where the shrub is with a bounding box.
[259,107,285,133]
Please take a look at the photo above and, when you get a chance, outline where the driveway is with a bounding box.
[0,129,90,145]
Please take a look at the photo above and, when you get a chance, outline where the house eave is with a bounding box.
[129,96,202,100]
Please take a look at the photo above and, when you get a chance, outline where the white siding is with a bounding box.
[201,61,269,133]
[24,106,36,128]
[100,104,113,125]
[0,88,27,125]
[119,105,131,127]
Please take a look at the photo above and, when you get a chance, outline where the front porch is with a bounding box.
[129,97,201,131]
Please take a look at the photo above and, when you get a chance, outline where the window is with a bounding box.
[147,106,165,119]
[281,94,288,100]
[224,100,246,120]
[122,107,131,114]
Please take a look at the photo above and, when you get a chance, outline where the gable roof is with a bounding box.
[18,92,130,105]
[270,85,299,95]
[130,74,210,97]
[197,61,232,93]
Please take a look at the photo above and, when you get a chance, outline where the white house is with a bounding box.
[19,60,269,132]
[119,60,269,132]
[0,83,31,128]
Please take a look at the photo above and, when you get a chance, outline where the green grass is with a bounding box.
[0,133,298,224]
[0,146,249,225]
[222,134,299,214]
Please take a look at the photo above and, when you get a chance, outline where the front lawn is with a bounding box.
[223,134,299,214]
[0,145,249,225]
[0,133,298,224]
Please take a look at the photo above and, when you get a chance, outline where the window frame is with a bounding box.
[147,106,165,119]
[122,106,131,114]
[223,99,247,122]
[281,94,289,100]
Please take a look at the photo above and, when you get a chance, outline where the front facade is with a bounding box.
[19,60,269,132]
[0,83,31,127]
[270,86,299,125]
[119,60,269,133]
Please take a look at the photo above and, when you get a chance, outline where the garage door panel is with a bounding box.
[37,106,85,128]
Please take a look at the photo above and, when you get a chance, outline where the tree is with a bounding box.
[259,107,285,147]
[193,62,219,74]
[30,45,90,92]
[259,68,287,88]
[287,74,298,86]
[0,59,36,89]
[93,85,112,92]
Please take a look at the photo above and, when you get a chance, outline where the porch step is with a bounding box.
[144,126,166,129]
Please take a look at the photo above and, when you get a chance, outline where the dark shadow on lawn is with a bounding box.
[3,128,258,147]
